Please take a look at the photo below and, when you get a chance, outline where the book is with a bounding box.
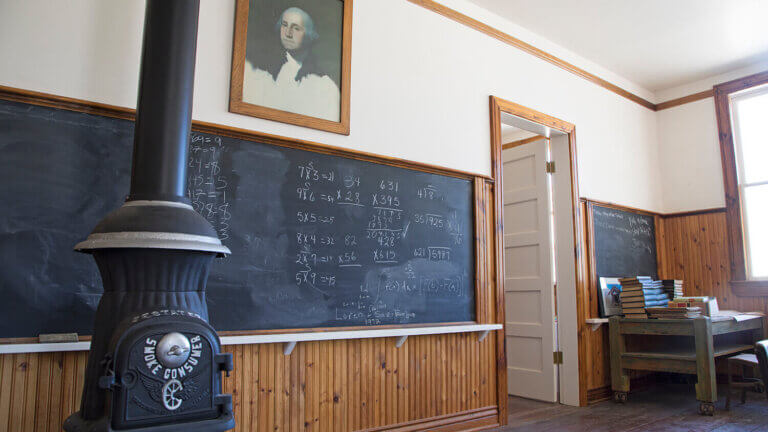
[668,298,718,317]
[619,277,671,319]
[620,293,671,302]
[646,306,702,319]
[622,300,669,308]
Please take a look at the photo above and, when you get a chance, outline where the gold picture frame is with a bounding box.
[229,0,352,135]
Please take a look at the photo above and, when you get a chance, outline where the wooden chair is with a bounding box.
[724,340,768,410]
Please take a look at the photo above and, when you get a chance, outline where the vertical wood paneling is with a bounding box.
[658,211,768,319]
[0,332,499,430]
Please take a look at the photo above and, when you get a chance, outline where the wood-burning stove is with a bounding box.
[64,1,235,431]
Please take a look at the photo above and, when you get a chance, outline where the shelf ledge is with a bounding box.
[0,324,503,354]
[585,318,609,331]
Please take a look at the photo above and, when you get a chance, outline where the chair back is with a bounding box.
[755,339,768,386]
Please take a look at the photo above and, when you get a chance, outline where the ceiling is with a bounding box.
[466,0,768,92]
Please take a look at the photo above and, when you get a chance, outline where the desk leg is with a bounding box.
[693,318,716,415]
[609,317,629,403]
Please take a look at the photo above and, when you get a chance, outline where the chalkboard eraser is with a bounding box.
[39,333,79,343]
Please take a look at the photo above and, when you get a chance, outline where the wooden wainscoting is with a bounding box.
[657,210,768,324]
[0,334,500,431]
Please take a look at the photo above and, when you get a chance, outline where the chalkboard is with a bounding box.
[0,99,476,339]
[590,202,658,283]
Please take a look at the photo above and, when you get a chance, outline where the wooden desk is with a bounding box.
[609,316,764,415]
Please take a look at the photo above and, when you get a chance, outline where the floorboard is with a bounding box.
[494,384,768,431]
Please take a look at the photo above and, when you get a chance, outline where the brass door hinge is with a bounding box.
[553,351,563,364]
[545,161,556,173]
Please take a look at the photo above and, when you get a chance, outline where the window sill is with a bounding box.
[731,280,768,297]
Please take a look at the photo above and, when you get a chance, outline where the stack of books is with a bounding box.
[669,296,718,317]
[646,306,703,319]
[619,277,670,319]
[661,279,684,298]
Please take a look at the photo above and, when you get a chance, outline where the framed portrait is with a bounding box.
[598,277,623,318]
[229,0,352,135]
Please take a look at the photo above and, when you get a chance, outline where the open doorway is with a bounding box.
[490,97,585,407]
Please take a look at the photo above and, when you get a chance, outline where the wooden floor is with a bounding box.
[494,384,768,431]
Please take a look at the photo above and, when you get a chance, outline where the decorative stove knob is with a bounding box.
[156,332,191,368]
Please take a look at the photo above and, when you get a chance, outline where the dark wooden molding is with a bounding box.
[359,406,498,431]
[490,96,587,408]
[714,70,768,283]
[407,0,656,111]
[228,0,353,134]
[501,135,546,150]
[662,207,726,218]
[655,89,714,111]
[579,198,661,217]
[731,280,768,297]
[406,0,729,113]
[488,97,509,422]
[0,85,489,182]
[586,375,656,404]
[579,198,726,219]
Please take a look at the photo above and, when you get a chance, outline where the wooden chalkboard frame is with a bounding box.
[0,85,496,343]
[583,198,664,320]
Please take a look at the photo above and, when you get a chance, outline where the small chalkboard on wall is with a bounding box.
[585,200,659,317]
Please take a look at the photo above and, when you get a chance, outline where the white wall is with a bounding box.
[657,98,725,213]
[0,0,664,212]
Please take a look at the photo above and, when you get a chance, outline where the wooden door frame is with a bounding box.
[489,96,588,407]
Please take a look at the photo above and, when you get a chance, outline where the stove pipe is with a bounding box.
[64,1,233,431]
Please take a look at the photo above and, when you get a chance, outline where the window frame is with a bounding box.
[714,71,768,296]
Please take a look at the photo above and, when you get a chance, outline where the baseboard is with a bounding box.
[586,375,657,404]
[358,406,499,432]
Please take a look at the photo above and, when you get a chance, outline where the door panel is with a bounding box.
[502,139,557,402]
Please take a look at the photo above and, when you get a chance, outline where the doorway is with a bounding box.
[490,97,585,407]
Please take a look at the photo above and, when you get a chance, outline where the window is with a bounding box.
[731,86,768,279]
[715,71,768,294]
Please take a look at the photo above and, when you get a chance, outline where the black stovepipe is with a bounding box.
[65,0,230,429]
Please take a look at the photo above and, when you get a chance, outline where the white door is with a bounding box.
[502,140,557,402]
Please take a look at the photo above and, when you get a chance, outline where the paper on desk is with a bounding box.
[712,310,765,322]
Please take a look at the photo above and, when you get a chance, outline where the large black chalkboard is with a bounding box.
[0,99,475,339]
[590,203,658,282]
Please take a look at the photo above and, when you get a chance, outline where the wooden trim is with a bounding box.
[501,135,545,150]
[492,98,575,134]
[488,97,508,422]
[662,207,726,218]
[0,85,489,181]
[228,0,353,134]
[580,198,725,219]
[406,0,729,113]
[407,0,656,111]
[714,70,768,286]
[359,406,498,431]
[715,70,768,95]
[489,96,587,408]
[580,198,661,217]
[654,89,714,111]
[586,375,656,404]
[731,280,768,297]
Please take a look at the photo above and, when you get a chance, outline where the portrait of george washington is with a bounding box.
[241,1,344,122]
